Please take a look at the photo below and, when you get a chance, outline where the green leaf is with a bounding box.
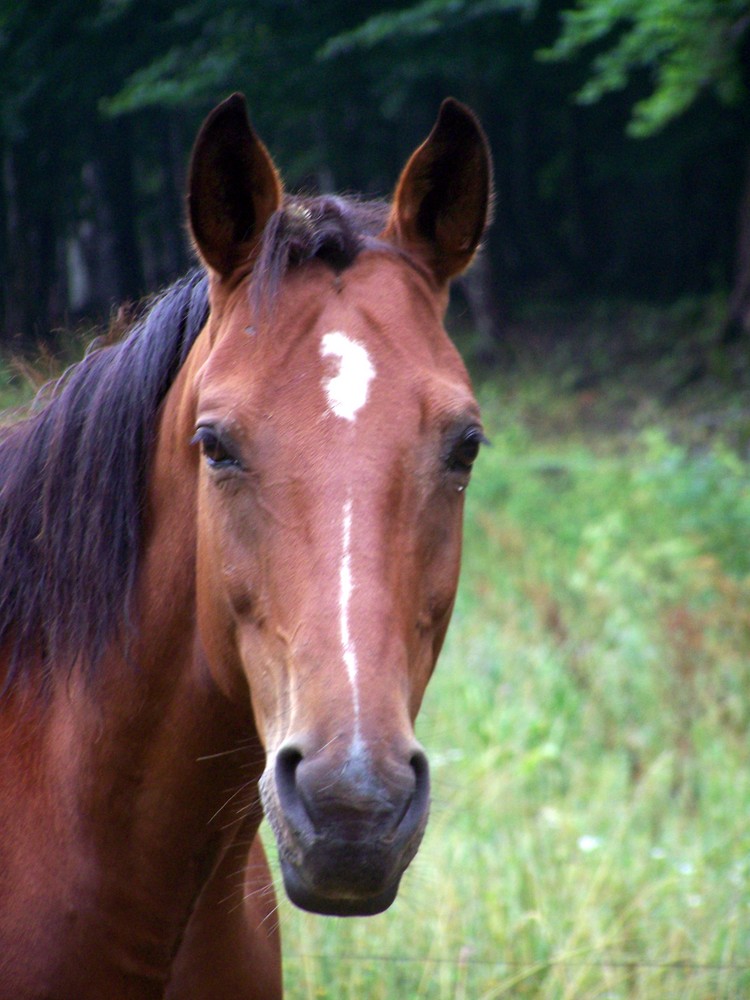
[540,0,750,135]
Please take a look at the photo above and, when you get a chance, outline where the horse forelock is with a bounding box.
[250,194,394,310]
[0,270,209,686]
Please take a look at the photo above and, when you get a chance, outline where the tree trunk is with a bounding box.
[100,117,145,305]
[2,145,30,341]
[161,114,189,279]
[723,143,750,343]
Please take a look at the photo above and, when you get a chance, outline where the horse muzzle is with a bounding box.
[261,739,431,916]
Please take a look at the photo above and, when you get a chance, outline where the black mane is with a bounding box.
[0,270,209,683]
[0,194,392,684]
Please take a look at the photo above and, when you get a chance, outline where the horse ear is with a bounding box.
[386,98,492,285]
[188,93,283,278]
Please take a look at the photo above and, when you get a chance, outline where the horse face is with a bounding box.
[189,95,491,916]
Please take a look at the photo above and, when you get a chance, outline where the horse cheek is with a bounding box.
[194,507,247,700]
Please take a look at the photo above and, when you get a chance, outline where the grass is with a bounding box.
[268,341,750,998]
[3,301,749,997]
[0,358,29,415]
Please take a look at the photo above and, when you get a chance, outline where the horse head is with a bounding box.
[186,94,491,916]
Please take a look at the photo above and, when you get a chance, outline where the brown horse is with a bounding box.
[0,94,491,998]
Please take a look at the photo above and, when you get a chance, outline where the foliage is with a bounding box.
[319,0,538,58]
[541,0,750,136]
[0,0,748,343]
[322,0,750,137]
[97,1,406,185]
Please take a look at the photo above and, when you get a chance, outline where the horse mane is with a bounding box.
[0,269,210,684]
[0,194,392,685]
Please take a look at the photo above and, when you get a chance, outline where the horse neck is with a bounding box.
[0,330,264,978]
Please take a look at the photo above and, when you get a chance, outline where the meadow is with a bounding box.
[271,306,750,999]
[2,303,749,998]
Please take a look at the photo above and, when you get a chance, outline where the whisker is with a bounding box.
[196,745,253,762]
[254,900,282,936]
[207,780,256,825]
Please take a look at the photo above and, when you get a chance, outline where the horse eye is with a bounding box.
[191,427,240,469]
[448,427,487,473]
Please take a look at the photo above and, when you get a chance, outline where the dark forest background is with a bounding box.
[1,0,749,355]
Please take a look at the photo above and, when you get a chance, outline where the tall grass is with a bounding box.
[273,378,750,999]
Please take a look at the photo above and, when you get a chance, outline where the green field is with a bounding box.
[270,347,750,999]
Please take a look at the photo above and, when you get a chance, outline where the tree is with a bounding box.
[1,0,746,346]
[0,0,195,338]
[540,0,750,338]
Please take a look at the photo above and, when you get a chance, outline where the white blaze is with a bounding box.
[339,495,361,729]
[320,330,376,743]
[321,331,376,422]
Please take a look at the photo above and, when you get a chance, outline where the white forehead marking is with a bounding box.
[320,331,376,422]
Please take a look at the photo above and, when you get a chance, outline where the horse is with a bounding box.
[0,93,491,998]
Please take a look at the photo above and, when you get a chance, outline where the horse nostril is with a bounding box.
[274,745,304,811]
[408,747,431,817]
[410,747,429,781]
